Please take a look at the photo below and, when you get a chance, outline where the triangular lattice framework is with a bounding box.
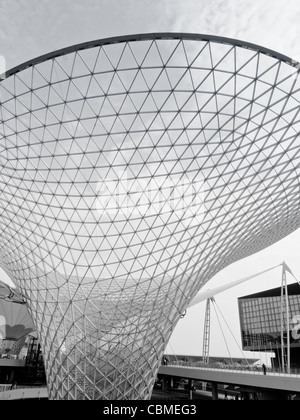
[0,33,300,399]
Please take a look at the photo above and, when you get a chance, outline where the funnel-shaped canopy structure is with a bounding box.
[0,33,300,399]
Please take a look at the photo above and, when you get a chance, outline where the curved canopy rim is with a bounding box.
[1,32,299,82]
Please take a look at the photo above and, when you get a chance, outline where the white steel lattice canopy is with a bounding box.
[0,33,300,400]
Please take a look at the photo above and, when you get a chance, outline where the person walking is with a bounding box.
[262,364,267,375]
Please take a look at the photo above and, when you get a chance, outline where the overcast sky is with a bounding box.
[1,0,300,360]
[1,0,300,71]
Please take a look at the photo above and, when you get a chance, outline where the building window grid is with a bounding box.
[241,293,300,348]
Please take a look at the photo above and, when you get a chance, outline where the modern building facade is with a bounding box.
[0,33,300,399]
[0,334,46,386]
[239,283,300,369]
[0,280,35,359]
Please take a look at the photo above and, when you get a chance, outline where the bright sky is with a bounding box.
[1,0,300,359]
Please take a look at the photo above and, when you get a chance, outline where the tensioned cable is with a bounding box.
[212,300,233,364]
[213,300,250,366]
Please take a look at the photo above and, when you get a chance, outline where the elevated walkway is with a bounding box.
[159,365,300,393]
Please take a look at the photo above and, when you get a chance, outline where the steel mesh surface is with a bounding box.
[0,34,300,399]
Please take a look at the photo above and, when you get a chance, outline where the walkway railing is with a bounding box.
[0,384,13,392]
[0,385,48,400]
[164,362,300,378]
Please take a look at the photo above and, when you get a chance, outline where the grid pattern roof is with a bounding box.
[0,33,300,399]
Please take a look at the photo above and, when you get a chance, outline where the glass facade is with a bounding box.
[239,293,300,351]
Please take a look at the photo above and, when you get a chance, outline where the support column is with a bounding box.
[26,287,178,400]
[211,382,218,400]
[188,379,193,400]
[161,377,167,393]
[281,263,291,374]
[8,369,15,384]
